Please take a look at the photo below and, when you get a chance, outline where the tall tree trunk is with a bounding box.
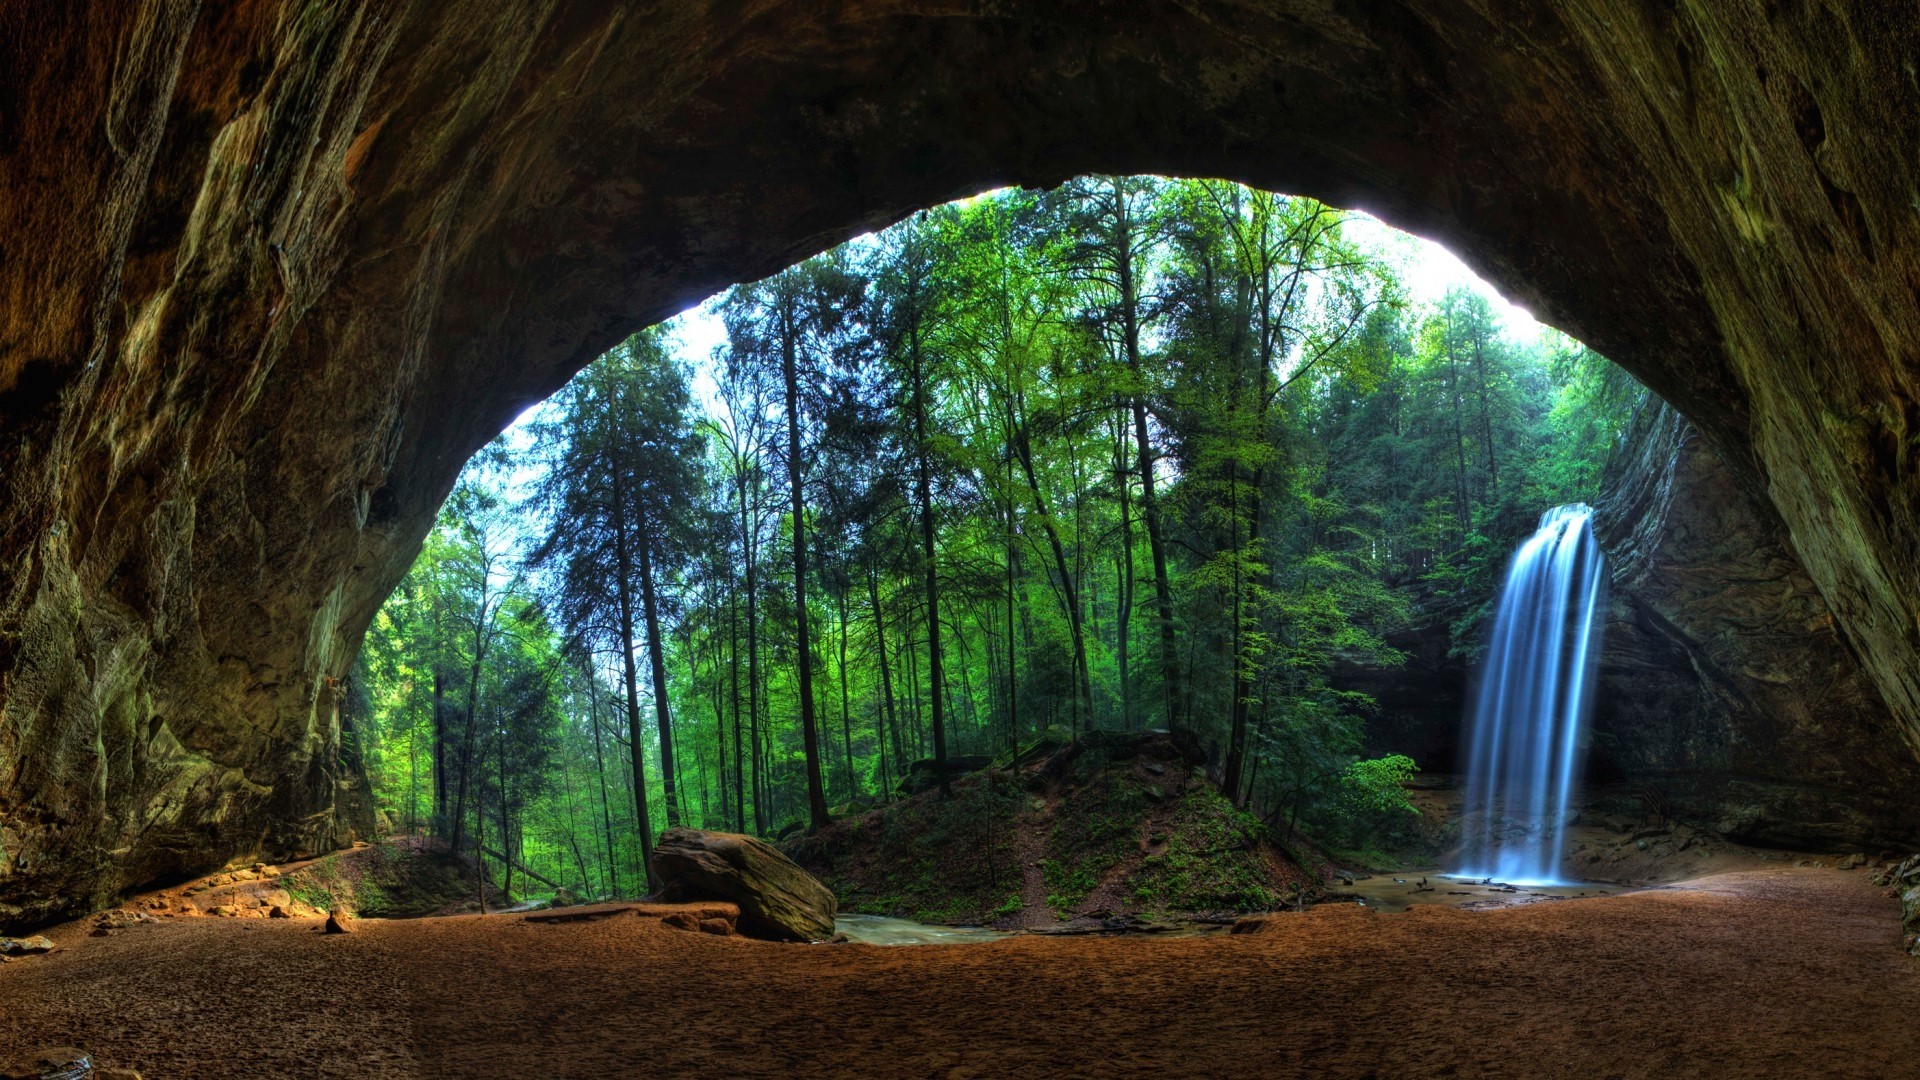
[449,586,490,856]
[431,668,448,829]
[741,468,766,834]
[837,588,856,802]
[909,301,951,796]
[1472,333,1499,499]
[636,528,682,828]
[1113,411,1135,730]
[868,562,903,790]
[1013,417,1094,730]
[610,471,658,891]
[586,672,616,896]
[496,712,512,902]
[1111,178,1181,733]
[778,300,831,831]
[728,576,746,832]
[1005,500,1019,746]
[1446,315,1471,537]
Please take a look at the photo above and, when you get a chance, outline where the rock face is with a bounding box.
[2,3,1918,923]
[650,828,837,943]
[1589,404,1920,849]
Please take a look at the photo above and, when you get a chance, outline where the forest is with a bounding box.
[346,177,1643,901]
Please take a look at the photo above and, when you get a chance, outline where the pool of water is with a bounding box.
[1341,874,1626,914]
[834,914,1016,946]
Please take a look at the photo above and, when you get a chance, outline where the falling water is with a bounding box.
[1456,504,1606,885]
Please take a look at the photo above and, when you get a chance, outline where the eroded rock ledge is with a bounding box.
[2,2,1917,924]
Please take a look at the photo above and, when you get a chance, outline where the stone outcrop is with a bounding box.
[1589,404,1920,848]
[2,3,1917,924]
[650,828,838,942]
[1342,402,1920,849]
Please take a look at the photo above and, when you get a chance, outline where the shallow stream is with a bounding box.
[834,914,1015,946]
[1342,874,1626,914]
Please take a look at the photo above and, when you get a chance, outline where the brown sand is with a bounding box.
[3,868,1916,1078]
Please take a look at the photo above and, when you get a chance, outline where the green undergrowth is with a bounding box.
[787,774,1025,924]
[787,730,1307,924]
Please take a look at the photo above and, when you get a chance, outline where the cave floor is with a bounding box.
[3,868,1914,1078]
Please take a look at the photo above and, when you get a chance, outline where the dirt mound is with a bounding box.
[785,730,1319,927]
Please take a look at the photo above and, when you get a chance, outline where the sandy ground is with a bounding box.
[3,868,1916,1078]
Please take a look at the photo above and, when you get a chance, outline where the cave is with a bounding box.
[4,3,1919,1075]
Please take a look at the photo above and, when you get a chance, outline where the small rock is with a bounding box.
[94,909,147,931]
[1838,852,1867,870]
[696,918,734,936]
[323,912,354,934]
[268,906,291,919]
[0,935,57,956]
[1142,784,1165,804]
[1143,761,1165,776]
[0,1046,92,1080]
[210,905,239,918]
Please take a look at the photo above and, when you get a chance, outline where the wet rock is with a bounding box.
[0,1048,91,1080]
[651,828,837,942]
[0,936,56,956]
[1887,856,1920,955]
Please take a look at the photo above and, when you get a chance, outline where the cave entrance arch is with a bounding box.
[3,2,1916,925]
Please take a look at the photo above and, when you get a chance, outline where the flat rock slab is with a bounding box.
[0,936,56,956]
[520,904,639,925]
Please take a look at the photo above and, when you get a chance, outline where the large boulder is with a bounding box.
[649,829,837,943]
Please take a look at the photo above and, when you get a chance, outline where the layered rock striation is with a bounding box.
[2,2,1917,923]
[1589,404,1920,848]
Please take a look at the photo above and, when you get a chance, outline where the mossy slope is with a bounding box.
[785,730,1318,927]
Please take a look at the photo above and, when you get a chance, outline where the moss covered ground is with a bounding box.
[785,730,1317,926]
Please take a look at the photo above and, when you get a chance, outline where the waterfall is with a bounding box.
[1456,504,1606,885]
